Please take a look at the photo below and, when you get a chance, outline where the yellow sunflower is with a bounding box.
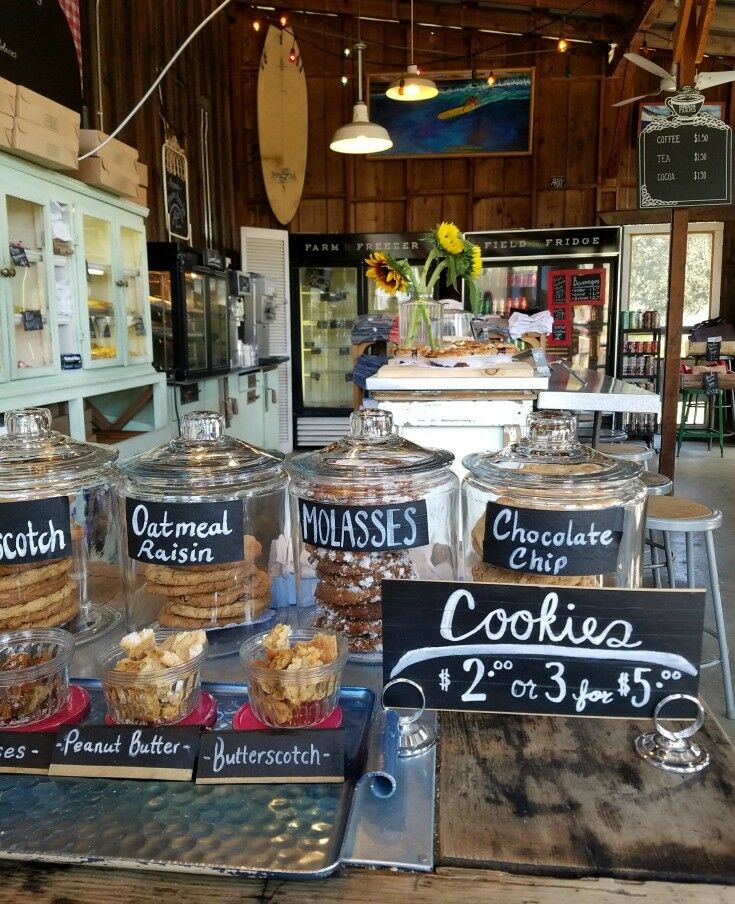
[365,252,407,294]
[471,244,482,277]
[435,221,464,256]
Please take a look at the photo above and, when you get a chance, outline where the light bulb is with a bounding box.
[344,47,351,57]
[487,70,496,87]
[341,75,348,86]
[557,36,568,53]
[253,19,261,31]
[279,13,288,26]
[289,46,297,63]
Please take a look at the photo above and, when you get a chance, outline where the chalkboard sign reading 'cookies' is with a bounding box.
[125,499,244,565]
[0,497,71,565]
[382,581,706,718]
[298,499,429,552]
[482,501,624,577]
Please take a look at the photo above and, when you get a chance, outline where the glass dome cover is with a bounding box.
[289,409,453,479]
[463,410,642,490]
[0,408,118,493]
[117,411,285,494]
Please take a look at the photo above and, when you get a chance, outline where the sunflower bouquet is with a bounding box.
[365,222,482,350]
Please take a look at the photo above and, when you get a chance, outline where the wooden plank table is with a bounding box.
[2,695,735,902]
[438,711,735,883]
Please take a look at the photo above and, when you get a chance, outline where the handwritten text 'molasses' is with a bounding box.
[298,498,429,552]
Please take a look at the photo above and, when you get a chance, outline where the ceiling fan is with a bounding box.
[612,52,735,108]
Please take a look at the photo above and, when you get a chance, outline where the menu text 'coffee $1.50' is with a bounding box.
[381,580,706,718]
[125,499,244,565]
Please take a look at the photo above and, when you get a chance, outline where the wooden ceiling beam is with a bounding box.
[694,0,717,64]
[646,30,735,59]
[606,0,668,75]
[672,0,695,62]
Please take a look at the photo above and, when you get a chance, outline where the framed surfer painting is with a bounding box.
[367,68,534,159]
[638,99,725,133]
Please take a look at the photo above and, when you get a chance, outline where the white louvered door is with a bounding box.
[241,226,293,452]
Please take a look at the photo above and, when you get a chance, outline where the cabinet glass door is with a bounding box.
[83,214,118,365]
[208,273,229,371]
[5,195,56,376]
[149,270,173,372]
[121,225,150,364]
[51,200,80,366]
[299,266,357,408]
[184,270,207,373]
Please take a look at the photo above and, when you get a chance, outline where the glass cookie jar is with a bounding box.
[462,410,647,589]
[116,412,287,648]
[0,408,119,635]
[288,409,459,655]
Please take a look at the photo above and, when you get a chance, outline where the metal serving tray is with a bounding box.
[0,681,374,879]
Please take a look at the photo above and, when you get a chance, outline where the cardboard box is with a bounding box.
[0,112,12,150]
[134,160,148,187]
[9,118,78,171]
[15,85,80,144]
[76,156,138,198]
[79,129,138,173]
[0,78,15,118]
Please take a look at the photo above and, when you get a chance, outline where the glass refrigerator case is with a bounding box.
[299,266,358,409]
[147,242,230,381]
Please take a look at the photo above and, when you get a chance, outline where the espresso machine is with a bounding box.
[227,270,259,368]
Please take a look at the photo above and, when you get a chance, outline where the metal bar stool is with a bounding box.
[640,471,673,590]
[646,496,735,719]
[595,442,657,470]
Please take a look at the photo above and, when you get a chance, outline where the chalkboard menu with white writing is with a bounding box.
[382,580,706,718]
[0,732,56,775]
[707,337,722,362]
[482,502,624,577]
[570,272,603,303]
[125,498,244,565]
[704,370,720,396]
[298,499,429,552]
[0,498,71,565]
[552,275,566,302]
[639,101,733,208]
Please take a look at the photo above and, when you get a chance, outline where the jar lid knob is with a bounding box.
[519,409,578,452]
[349,409,393,440]
[180,411,224,441]
[4,408,52,437]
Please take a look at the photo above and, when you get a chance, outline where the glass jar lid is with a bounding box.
[289,409,453,479]
[463,410,641,488]
[117,411,285,494]
[0,408,118,493]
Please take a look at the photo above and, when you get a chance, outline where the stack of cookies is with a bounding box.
[150,535,272,629]
[0,558,78,629]
[309,546,416,653]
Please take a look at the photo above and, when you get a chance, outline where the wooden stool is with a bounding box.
[595,442,656,470]
[645,495,735,719]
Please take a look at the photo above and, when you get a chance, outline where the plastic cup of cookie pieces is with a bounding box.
[239,629,348,728]
[97,631,207,726]
[0,628,74,727]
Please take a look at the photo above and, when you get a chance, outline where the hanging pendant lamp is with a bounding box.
[330,42,393,154]
[386,0,437,101]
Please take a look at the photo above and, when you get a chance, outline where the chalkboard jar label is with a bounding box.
[481,501,624,577]
[298,498,429,552]
[0,497,71,565]
[125,498,244,565]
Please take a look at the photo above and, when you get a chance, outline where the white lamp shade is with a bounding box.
[385,64,438,101]
[329,102,393,154]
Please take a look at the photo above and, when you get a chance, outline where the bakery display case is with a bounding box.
[116,411,288,643]
[82,213,118,366]
[288,408,459,655]
[0,407,120,635]
[462,409,647,589]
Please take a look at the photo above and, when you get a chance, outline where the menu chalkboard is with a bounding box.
[382,581,706,718]
[570,271,604,304]
[706,337,722,362]
[552,275,566,302]
[704,370,720,396]
[639,114,733,208]
[0,497,71,565]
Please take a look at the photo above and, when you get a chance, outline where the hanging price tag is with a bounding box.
[706,337,722,362]
[704,370,720,395]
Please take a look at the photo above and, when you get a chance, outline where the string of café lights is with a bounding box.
[248,0,602,82]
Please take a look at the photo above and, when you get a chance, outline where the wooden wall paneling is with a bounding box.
[501,195,532,228]
[536,78,569,190]
[563,188,596,225]
[472,197,504,230]
[534,189,565,227]
[566,79,600,186]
